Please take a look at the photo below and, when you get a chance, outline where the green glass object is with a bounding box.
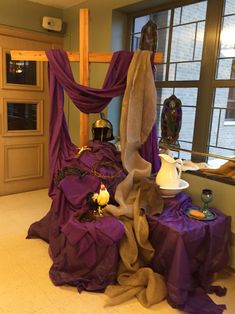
[201,189,213,216]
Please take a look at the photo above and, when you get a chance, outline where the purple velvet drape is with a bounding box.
[45,49,160,196]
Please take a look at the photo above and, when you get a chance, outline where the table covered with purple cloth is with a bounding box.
[27,140,126,292]
[148,192,231,314]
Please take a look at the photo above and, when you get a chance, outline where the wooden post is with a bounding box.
[79,9,89,147]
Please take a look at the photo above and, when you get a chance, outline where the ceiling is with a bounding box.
[27,0,87,9]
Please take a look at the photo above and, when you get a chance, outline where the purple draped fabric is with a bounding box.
[28,49,161,292]
[28,140,126,291]
[45,49,160,196]
[148,192,231,314]
[46,50,133,113]
[26,49,230,313]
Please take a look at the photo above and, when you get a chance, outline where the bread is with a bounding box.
[189,209,205,219]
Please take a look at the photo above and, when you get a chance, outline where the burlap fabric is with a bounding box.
[104,50,167,307]
[200,160,235,179]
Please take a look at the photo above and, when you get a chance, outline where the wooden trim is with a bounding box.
[0,24,64,45]
[4,143,43,182]
[213,80,235,87]
[155,81,201,88]
[10,50,163,63]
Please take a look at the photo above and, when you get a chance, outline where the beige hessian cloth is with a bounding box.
[104,50,167,307]
[200,160,235,179]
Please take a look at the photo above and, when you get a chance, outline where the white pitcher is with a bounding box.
[156,154,182,188]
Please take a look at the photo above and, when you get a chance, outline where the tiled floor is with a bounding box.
[0,189,234,314]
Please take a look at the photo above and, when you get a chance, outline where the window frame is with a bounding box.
[127,0,234,163]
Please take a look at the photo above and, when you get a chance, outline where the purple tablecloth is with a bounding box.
[27,141,126,292]
[148,193,231,313]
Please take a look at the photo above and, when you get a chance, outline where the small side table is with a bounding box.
[147,193,231,310]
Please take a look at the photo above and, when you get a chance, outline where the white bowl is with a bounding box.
[159,179,189,198]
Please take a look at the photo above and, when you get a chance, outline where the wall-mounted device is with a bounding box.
[42,16,62,32]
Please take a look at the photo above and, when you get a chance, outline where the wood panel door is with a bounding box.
[0,26,63,195]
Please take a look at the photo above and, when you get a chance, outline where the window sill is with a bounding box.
[185,170,235,186]
[224,121,235,126]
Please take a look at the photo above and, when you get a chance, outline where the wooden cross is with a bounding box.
[11,8,163,147]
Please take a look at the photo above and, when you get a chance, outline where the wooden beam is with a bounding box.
[10,50,163,63]
[9,6,163,148]
[79,8,89,147]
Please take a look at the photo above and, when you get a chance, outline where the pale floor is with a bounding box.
[0,189,234,314]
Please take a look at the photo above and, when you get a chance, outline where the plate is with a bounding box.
[160,179,189,198]
[185,208,217,221]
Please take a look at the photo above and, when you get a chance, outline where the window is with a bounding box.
[6,52,37,85]
[225,88,235,121]
[130,0,235,166]
[2,49,43,91]
[7,102,37,131]
[216,0,235,122]
[3,99,43,136]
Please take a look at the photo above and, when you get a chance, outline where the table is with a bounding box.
[147,193,231,313]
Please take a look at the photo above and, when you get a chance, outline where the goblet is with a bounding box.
[201,189,213,215]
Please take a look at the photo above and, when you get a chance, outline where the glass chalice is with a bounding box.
[200,189,213,216]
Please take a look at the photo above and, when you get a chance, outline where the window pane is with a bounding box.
[6,53,37,85]
[174,87,198,107]
[216,6,235,80]
[173,2,207,26]
[219,16,235,58]
[132,34,141,50]
[180,1,207,24]
[208,148,234,168]
[173,7,182,26]
[216,58,235,79]
[213,88,229,109]
[180,106,196,141]
[131,2,206,82]
[209,88,235,158]
[194,22,206,60]
[151,10,171,28]
[179,141,193,151]
[169,2,207,81]
[157,88,173,104]
[157,87,197,150]
[157,87,198,105]
[157,27,170,63]
[170,24,196,62]
[224,0,235,16]
[7,103,37,131]
[209,107,223,147]
[169,63,176,80]
[170,61,201,81]
[156,88,173,140]
[131,1,207,159]
[155,63,167,81]
[133,15,150,33]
